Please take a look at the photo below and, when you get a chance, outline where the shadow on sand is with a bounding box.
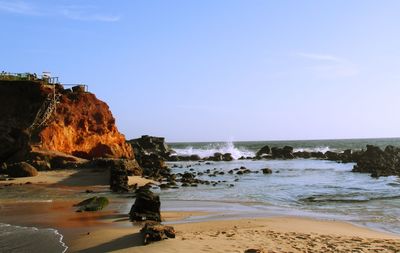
[53,168,110,187]
[78,233,143,253]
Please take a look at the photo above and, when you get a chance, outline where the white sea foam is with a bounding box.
[293,146,332,153]
[0,223,68,253]
[173,141,255,160]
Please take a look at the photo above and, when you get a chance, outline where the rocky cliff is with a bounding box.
[0,80,133,162]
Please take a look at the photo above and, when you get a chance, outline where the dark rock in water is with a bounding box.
[128,135,172,161]
[210,152,223,161]
[127,136,174,180]
[261,168,272,174]
[181,172,195,181]
[271,146,294,159]
[236,166,251,175]
[222,153,233,161]
[141,154,170,179]
[75,196,109,212]
[190,154,201,161]
[310,151,326,159]
[204,152,232,161]
[325,151,340,161]
[140,221,175,245]
[170,154,201,161]
[6,162,38,177]
[341,149,361,163]
[352,145,400,177]
[129,186,161,222]
[256,145,271,157]
[293,151,311,159]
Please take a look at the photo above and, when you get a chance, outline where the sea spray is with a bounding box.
[172,141,255,159]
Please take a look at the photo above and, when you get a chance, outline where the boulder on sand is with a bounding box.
[74,196,109,212]
[6,162,38,177]
[140,221,175,245]
[129,186,161,222]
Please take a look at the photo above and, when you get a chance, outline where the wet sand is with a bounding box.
[1,170,400,252]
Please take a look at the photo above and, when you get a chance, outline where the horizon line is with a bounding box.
[165,136,400,144]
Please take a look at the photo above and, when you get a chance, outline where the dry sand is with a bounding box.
[69,217,400,253]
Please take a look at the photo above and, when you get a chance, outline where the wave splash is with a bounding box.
[172,141,255,160]
[293,146,332,153]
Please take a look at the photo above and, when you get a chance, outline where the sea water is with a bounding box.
[0,223,67,253]
[164,138,400,234]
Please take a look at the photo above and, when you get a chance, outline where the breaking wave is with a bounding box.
[172,141,255,160]
[0,223,67,253]
[293,146,332,153]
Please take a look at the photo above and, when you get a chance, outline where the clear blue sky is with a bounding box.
[1,0,400,142]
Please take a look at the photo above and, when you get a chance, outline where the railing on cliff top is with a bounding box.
[0,72,59,84]
[1,72,89,132]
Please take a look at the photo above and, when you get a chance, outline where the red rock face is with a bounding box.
[39,89,133,159]
[0,81,133,161]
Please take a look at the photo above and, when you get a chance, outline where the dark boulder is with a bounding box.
[74,196,109,212]
[271,146,294,159]
[30,160,51,171]
[341,149,356,163]
[256,145,271,157]
[110,166,129,193]
[140,154,170,179]
[190,154,201,161]
[173,154,202,161]
[293,151,311,159]
[325,151,340,161]
[310,152,326,159]
[222,153,233,161]
[129,186,161,222]
[7,162,38,177]
[128,135,172,161]
[211,152,223,161]
[352,145,400,177]
[261,168,272,174]
[140,221,175,245]
[105,160,139,193]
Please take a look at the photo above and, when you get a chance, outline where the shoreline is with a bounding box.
[1,197,400,252]
[1,168,400,252]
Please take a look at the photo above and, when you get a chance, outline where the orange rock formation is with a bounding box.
[0,80,133,161]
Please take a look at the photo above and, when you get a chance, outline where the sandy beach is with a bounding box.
[69,217,400,253]
[1,170,400,252]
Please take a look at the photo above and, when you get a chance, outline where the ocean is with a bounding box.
[0,223,67,253]
[169,137,400,159]
[162,138,400,234]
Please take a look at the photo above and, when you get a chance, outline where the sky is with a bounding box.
[1,0,400,142]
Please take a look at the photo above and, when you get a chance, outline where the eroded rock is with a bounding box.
[6,162,38,177]
[74,196,109,212]
[129,186,161,222]
[140,221,175,245]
